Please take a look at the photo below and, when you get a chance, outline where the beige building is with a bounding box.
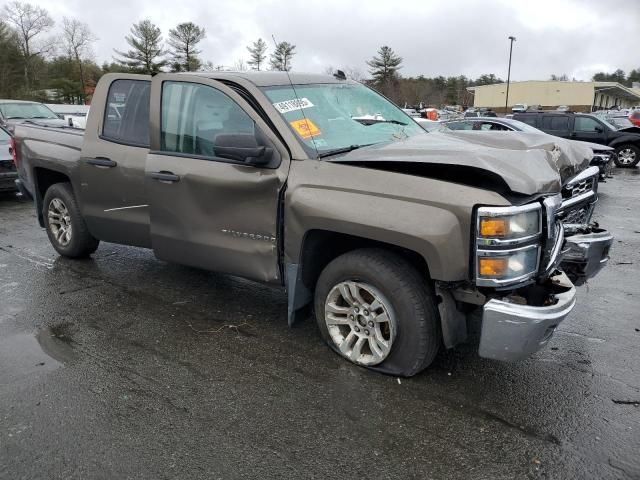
[468,80,640,113]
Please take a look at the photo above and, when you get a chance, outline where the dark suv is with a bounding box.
[513,111,640,167]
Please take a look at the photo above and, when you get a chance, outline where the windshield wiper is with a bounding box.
[353,118,408,126]
[30,116,55,119]
[318,144,373,159]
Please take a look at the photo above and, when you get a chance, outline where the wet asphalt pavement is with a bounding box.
[0,170,639,480]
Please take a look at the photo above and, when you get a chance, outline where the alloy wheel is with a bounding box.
[618,148,636,165]
[48,198,73,246]
[324,281,397,365]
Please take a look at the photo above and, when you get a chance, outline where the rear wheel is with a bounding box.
[614,144,640,168]
[43,183,99,258]
[314,248,440,377]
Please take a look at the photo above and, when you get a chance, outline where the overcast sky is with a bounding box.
[33,0,640,81]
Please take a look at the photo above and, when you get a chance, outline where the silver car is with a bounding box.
[0,126,17,192]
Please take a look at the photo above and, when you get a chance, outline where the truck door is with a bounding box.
[77,74,152,247]
[569,116,608,146]
[540,114,571,139]
[145,74,290,283]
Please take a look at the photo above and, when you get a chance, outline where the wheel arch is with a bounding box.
[286,229,433,326]
[33,167,72,227]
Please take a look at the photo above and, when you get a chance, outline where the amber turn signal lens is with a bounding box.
[479,258,508,277]
[480,218,507,237]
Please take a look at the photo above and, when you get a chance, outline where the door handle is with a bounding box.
[86,157,117,168]
[149,171,180,183]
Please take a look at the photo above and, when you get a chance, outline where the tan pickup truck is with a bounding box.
[13,72,612,376]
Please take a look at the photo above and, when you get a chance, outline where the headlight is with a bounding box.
[477,204,541,244]
[475,204,542,287]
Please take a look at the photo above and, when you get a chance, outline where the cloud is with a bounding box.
[33,0,640,80]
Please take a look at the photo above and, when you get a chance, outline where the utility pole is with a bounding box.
[505,36,516,113]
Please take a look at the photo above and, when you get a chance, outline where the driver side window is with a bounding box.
[161,81,256,159]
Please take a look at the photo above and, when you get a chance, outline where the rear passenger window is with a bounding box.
[516,116,536,127]
[541,116,569,131]
[102,79,151,147]
[160,81,255,159]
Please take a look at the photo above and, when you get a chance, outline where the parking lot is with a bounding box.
[0,169,638,479]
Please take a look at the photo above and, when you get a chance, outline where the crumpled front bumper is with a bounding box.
[478,225,612,362]
[561,227,613,286]
[479,271,576,361]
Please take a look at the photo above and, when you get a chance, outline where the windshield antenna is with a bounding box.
[271,34,320,159]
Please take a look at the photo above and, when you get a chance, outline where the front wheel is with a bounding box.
[43,182,99,258]
[314,248,441,377]
[614,144,640,168]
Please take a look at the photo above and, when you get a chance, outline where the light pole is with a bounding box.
[505,36,516,113]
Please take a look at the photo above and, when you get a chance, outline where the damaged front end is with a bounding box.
[469,166,612,361]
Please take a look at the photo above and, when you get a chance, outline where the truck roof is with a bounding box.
[180,71,351,87]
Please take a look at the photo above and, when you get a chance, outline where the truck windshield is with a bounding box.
[261,83,425,157]
[0,103,59,120]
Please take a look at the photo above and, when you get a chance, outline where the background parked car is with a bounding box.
[444,117,616,178]
[512,103,528,113]
[513,111,640,167]
[46,104,90,129]
[0,100,67,132]
[630,110,640,127]
[0,125,17,193]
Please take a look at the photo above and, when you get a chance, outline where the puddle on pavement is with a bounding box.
[0,326,77,382]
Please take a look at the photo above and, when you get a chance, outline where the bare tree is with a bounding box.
[2,1,55,90]
[62,17,96,103]
[233,58,248,71]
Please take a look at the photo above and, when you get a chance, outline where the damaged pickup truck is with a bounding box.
[13,72,613,376]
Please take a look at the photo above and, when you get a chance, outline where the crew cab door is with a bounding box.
[78,74,152,247]
[145,74,290,283]
[569,116,608,146]
[539,114,571,139]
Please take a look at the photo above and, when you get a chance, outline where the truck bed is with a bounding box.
[14,123,85,197]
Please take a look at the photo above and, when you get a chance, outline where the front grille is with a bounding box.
[557,167,599,226]
[562,176,594,199]
[562,206,592,225]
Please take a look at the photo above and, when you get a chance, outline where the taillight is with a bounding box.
[9,136,17,167]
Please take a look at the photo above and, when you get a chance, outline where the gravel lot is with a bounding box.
[0,169,639,480]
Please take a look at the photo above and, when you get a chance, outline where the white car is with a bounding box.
[511,103,528,113]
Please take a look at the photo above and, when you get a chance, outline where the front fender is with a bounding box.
[285,160,511,281]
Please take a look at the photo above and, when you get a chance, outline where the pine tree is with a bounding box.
[366,46,403,85]
[114,20,167,74]
[168,22,205,72]
[246,38,267,71]
[269,41,295,71]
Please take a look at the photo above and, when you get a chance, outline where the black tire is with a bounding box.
[43,182,99,258]
[614,144,640,168]
[314,248,440,377]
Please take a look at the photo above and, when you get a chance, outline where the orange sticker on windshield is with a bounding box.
[290,119,321,139]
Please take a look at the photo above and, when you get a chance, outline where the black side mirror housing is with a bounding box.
[213,133,273,165]
[595,126,604,133]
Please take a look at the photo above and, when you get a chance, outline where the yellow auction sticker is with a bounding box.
[290,118,321,139]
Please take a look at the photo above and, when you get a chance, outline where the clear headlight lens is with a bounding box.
[475,204,542,287]
[477,246,539,281]
[477,205,541,242]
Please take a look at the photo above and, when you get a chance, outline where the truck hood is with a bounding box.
[327,131,591,196]
[618,126,640,135]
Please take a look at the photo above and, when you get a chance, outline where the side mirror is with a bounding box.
[594,126,604,133]
[213,133,273,166]
[57,114,65,120]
